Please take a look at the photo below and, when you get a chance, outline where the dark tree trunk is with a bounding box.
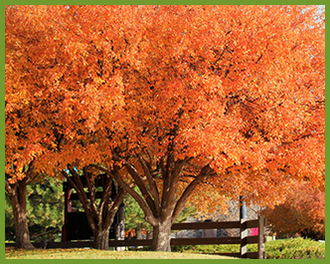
[8,182,35,249]
[93,229,110,250]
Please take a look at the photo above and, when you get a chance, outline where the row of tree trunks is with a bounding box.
[6,157,213,252]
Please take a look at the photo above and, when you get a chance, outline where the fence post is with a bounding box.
[239,196,248,258]
[258,215,267,259]
[240,218,248,258]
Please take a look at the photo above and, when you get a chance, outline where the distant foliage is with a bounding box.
[262,182,325,240]
[5,177,64,241]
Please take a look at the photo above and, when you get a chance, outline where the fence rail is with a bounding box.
[6,216,267,259]
[171,219,259,230]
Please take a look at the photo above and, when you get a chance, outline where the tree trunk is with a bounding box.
[8,183,35,249]
[151,218,172,252]
[93,229,110,250]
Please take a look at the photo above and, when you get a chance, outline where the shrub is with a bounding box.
[265,237,325,259]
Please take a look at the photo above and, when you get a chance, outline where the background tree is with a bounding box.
[6,5,325,252]
[5,5,126,249]
[262,181,325,240]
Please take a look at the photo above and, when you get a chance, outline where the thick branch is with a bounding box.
[124,161,157,215]
[24,160,36,184]
[6,160,35,199]
[98,175,113,217]
[83,167,97,210]
[161,154,174,209]
[5,179,16,197]
[92,164,157,226]
[172,164,217,223]
[137,153,161,214]
[63,167,95,218]
[104,186,126,229]
[162,158,189,211]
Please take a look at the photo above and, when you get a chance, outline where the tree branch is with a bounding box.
[64,167,96,218]
[124,161,157,215]
[104,186,126,229]
[83,167,97,210]
[91,164,157,226]
[5,179,16,197]
[98,174,113,217]
[172,164,217,223]
[164,157,190,212]
[137,153,161,214]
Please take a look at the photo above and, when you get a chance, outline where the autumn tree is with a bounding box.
[5,5,126,249]
[262,181,325,240]
[6,5,324,252]
[94,5,324,251]
[5,5,53,248]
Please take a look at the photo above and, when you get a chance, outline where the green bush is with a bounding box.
[172,244,241,254]
[171,238,325,259]
[265,237,325,259]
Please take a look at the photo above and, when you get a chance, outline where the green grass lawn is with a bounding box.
[6,238,324,259]
[5,248,236,259]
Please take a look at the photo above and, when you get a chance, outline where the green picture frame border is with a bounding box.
[3,2,326,263]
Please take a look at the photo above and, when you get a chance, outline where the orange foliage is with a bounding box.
[263,182,325,238]
[6,6,325,227]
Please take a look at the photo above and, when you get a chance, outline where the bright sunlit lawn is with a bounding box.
[5,247,236,259]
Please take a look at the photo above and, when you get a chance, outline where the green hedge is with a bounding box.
[264,237,325,259]
[171,238,325,259]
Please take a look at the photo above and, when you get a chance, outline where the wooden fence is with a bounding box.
[6,216,267,259]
